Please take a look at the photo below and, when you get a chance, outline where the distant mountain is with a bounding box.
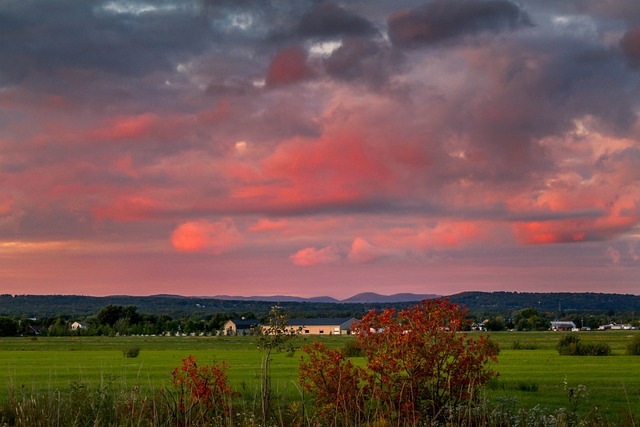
[307,296,342,303]
[342,292,439,303]
[206,293,435,304]
[207,295,340,303]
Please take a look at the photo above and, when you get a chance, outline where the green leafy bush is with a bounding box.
[626,334,640,355]
[512,339,538,350]
[557,335,611,356]
[122,347,140,358]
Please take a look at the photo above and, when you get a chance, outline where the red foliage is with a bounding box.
[300,299,498,425]
[299,341,368,424]
[164,355,235,425]
[357,299,499,421]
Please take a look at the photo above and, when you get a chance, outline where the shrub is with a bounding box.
[627,334,640,355]
[512,339,538,350]
[557,335,611,356]
[579,342,611,356]
[557,334,580,355]
[160,355,235,425]
[122,346,140,358]
[299,341,368,425]
[300,299,499,425]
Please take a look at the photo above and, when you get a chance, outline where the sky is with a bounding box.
[1,0,640,299]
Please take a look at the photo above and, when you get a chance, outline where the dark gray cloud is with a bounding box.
[324,37,402,87]
[435,33,638,185]
[388,0,532,47]
[298,2,378,38]
[0,0,211,85]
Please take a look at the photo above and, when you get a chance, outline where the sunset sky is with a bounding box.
[1,0,640,298]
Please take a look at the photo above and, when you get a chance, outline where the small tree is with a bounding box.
[257,304,301,424]
[0,317,18,337]
[300,299,499,425]
[299,341,367,425]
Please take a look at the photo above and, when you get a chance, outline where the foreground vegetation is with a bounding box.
[1,329,640,425]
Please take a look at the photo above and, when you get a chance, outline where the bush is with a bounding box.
[627,334,640,355]
[299,342,367,425]
[557,335,580,355]
[300,299,499,425]
[557,335,611,356]
[579,342,611,356]
[161,355,234,425]
[512,339,538,350]
[122,346,140,358]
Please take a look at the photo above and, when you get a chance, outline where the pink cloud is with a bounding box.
[289,245,341,266]
[606,246,621,266]
[252,129,393,206]
[0,195,14,216]
[348,237,388,263]
[90,113,159,140]
[92,195,162,221]
[621,28,640,67]
[266,45,313,87]
[171,218,242,254]
[248,218,288,233]
[513,221,587,245]
[370,221,488,253]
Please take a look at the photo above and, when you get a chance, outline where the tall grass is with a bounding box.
[2,379,636,426]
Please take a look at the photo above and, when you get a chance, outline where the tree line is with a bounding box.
[2,297,639,336]
[0,305,257,337]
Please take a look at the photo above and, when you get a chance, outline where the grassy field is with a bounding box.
[1,331,640,422]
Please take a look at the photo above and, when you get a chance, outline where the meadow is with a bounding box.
[1,331,640,425]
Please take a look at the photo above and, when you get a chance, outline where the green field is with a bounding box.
[2,331,640,422]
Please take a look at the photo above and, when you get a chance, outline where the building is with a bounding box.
[70,321,87,331]
[286,318,357,335]
[598,323,634,330]
[224,319,259,335]
[227,317,358,335]
[550,321,576,331]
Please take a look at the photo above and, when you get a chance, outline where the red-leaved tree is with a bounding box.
[299,341,368,425]
[300,299,498,425]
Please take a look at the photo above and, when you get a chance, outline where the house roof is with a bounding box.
[551,321,576,327]
[287,318,356,328]
[227,319,259,329]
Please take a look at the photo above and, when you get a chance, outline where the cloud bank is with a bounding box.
[1,0,639,297]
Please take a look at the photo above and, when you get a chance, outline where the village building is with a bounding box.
[598,323,634,330]
[225,317,358,335]
[285,318,357,335]
[224,318,259,335]
[70,321,87,331]
[550,321,576,331]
